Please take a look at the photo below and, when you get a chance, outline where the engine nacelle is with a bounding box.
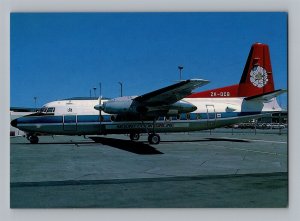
[145,100,197,116]
[94,97,197,116]
[96,96,137,114]
[168,100,197,114]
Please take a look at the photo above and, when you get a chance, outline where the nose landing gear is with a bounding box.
[129,133,140,141]
[27,134,39,144]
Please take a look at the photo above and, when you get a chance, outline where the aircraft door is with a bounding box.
[63,115,77,131]
[206,105,216,129]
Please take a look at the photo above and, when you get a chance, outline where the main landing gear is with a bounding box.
[146,117,161,145]
[130,117,161,145]
[27,134,39,144]
[148,133,160,145]
[129,132,161,145]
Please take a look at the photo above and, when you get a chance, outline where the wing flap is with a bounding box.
[134,79,209,106]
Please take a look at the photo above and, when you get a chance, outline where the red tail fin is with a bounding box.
[187,43,275,98]
[238,43,275,97]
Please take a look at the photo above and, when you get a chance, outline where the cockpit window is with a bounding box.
[40,107,47,113]
[46,107,55,113]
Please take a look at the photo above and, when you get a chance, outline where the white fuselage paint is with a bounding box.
[14,96,281,136]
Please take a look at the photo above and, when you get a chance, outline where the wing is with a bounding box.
[134,79,209,106]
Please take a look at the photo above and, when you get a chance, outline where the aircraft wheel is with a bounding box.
[29,135,39,144]
[129,133,140,141]
[148,133,160,145]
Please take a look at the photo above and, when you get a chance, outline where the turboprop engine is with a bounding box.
[94,96,137,114]
[160,100,197,115]
[94,96,197,115]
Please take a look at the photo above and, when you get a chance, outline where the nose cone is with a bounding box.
[94,104,104,111]
[11,119,18,128]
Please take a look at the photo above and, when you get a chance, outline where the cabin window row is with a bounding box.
[99,113,205,122]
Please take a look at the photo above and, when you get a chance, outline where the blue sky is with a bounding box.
[10,12,287,108]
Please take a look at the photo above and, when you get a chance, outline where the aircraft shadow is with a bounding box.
[89,137,163,155]
[161,138,250,143]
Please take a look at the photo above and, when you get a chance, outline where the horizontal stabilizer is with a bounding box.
[244,89,286,101]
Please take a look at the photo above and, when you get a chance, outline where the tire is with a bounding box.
[130,133,140,141]
[29,136,39,144]
[148,133,160,145]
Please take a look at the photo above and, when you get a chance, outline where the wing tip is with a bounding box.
[189,78,210,82]
[189,79,210,86]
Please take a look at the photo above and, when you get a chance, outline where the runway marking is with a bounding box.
[219,137,287,144]
[219,146,287,156]
[199,142,287,156]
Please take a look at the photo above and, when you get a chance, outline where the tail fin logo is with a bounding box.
[249,66,268,88]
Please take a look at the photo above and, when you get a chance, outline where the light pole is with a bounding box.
[93,87,97,97]
[118,82,123,97]
[33,96,37,111]
[178,66,183,80]
[99,82,102,97]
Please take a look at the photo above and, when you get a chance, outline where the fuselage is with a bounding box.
[11,96,282,136]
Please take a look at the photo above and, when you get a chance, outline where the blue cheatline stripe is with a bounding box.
[77,115,99,122]
[16,111,264,124]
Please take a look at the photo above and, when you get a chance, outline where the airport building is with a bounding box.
[257,111,288,124]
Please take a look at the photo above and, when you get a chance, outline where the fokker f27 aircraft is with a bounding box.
[11,43,286,144]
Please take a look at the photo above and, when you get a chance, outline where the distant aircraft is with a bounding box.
[11,43,286,144]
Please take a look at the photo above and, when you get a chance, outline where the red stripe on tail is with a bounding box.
[187,43,275,98]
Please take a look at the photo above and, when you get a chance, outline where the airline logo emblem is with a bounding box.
[250,66,268,88]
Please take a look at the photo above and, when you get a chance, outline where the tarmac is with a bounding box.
[10,128,288,208]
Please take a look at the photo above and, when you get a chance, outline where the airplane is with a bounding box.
[11,43,286,144]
